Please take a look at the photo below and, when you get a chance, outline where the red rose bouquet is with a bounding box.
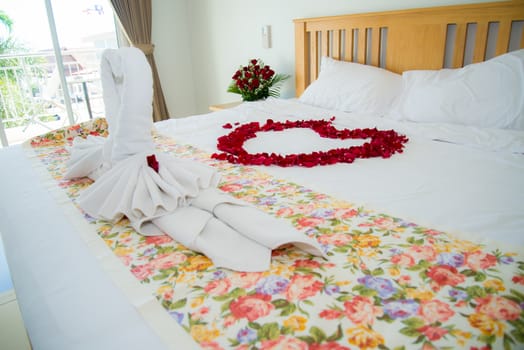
[227,58,289,101]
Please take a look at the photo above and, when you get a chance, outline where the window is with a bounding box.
[0,0,118,147]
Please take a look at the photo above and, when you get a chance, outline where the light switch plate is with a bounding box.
[262,25,271,49]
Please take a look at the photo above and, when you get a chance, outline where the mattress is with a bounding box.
[0,98,523,349]
[156,98,524,246]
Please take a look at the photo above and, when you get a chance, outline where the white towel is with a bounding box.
[153,207,272,272]
[72,47,221,236]
[104,48,155,163]
[69,47,326,272]
[192,189,325,256]
[153,188,325,271]
[78,152,220,236]
[64,135,106,180]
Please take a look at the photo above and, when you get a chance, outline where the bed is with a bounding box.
[1,1,523,349]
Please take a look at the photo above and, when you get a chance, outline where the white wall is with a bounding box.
[152,0,196,118]
[152,0,499,118]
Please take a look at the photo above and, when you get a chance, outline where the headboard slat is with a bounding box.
[294,0,524,96]
[294,21,307,95]
[321,31,329,57]
[473,22,490,62]
[520,23,524,47]
[344,28,353,61]
[332,30,341,60]
[452,23,468,68]
[370,27,381,66]
[495,20,512,55]
[357,28,367,64]
[310,31,319,81]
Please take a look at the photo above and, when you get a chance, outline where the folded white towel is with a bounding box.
[105,48,155,163]
[65,47,154,179]
[153,207,272,272]
[64,135,106,180]
[153,188,326,271]
[78,151,220,236]
[192,188,325,256]
[69,47,327,272]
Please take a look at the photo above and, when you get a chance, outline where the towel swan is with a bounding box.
[65,47,325,271]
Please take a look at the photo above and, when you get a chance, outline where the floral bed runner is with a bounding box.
[30,119,524,350]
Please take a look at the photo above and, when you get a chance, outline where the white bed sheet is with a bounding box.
[0,146,195,350]
[1,97,522,349]
[156,98,524,247]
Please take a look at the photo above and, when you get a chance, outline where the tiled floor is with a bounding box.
[0,235,32,350]
[0,235,14,293]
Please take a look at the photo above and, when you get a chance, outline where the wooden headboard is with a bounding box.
[294,0,524,96]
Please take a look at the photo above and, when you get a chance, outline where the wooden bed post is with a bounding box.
[294,20,308,97]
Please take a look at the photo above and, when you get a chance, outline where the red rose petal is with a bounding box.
[211,118,408,167]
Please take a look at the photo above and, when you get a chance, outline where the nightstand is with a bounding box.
[209,101,241,112]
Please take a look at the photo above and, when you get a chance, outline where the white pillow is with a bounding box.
[299,56,402,115]
[386,49,524,130]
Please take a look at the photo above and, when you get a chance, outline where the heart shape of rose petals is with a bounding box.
[211,117,409,167]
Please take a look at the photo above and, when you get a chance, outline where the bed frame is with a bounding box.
[294,0,524,96]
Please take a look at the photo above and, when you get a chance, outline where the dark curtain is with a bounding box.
[110,0,170,121]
